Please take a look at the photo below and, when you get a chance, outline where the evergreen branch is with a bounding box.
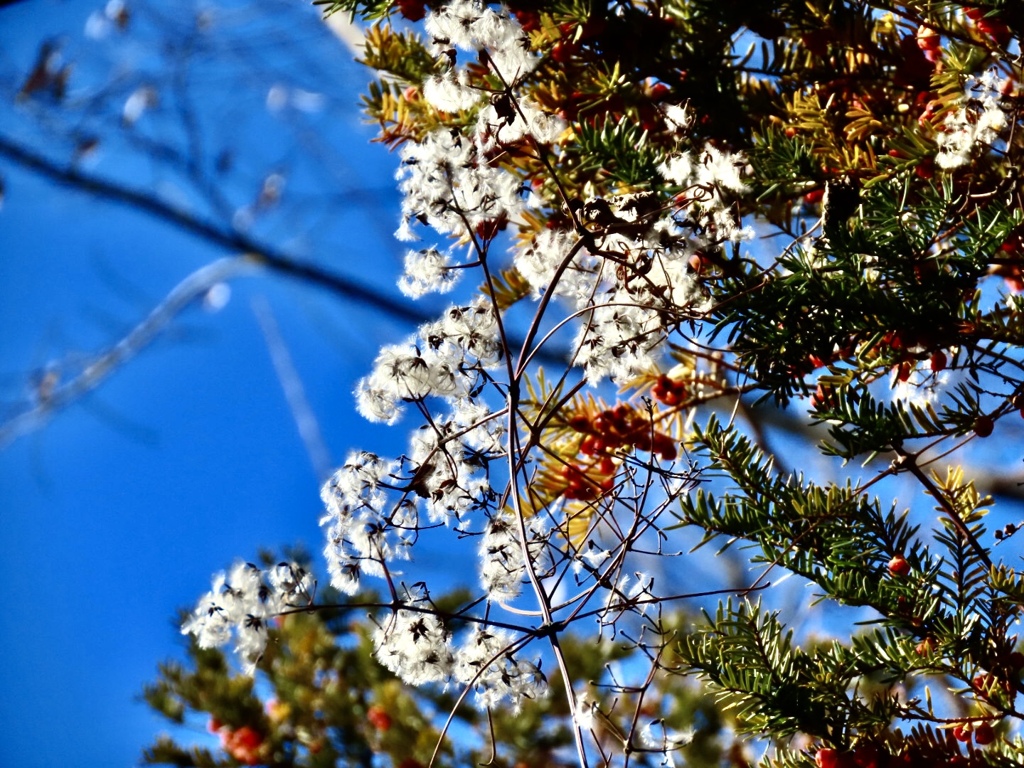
[893,449,993,569]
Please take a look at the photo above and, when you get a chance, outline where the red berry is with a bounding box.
[632,433,652,452]
[929,351,947,372]
[952,724,971,742]
[562,465,598,500]
[649,82,671,100]
[567,414,591,432]
[395,0,426,22]
[804,188,825,205]
[1000,236,1023,255]
[811,384,829,410]
[688,252,709,274]
[550,40,580,63]
[882,331,902,350]
[475,217,506,241]
[888,555,911,577]
[653,374,685,405]
[816,748,839,768]
[973,415,994,437]
[815,749,857,768]
[654,434,677,461]
[916,25,940,52]
[223,726,264,765]
[973,721,995,745]
[367,704,392,731]
[974,16,1011,48]
[895,360,913,383]
[971,672,1009,698]
[853,743,881,768]
[512,9,540,32]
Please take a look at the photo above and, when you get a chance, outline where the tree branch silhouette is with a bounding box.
[0,133,432,325]
[0,132,573,447]
[0,256,250,447]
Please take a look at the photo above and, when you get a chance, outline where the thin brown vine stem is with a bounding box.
[623,644,668,765]
[515,295,708,377]
[513,234,589,378]
[277,597,532,635]
[522,377,589,438]
[482,59,583,234]
[443,171,521,395]
[569,583,770,626]
[427,631,535,768]
[481,709,497,767]
[665,340,745,374]
[554,493,672,627]
[505,381,591,768]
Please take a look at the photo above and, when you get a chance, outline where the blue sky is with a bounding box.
[0,1,432,764]
[5,3,1024,765]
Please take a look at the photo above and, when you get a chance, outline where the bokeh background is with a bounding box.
[5,3,1024,766]
[0,1,432,764]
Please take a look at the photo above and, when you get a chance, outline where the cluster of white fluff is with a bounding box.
[355,296,500,425]
[935,69,1008,170]
[399,247,459,299]
[658,142,752,243]
[420,0,538,120]
[517,190,734,383]
[478,510,551,600]
[506,107,751,382]
[637,720,695,768]
[319,450,412,595]
[396,0,567,296]
[373,587,455,686]
[183,1,754,733]
[369,591,545,711]
[395,126,524,244]
[182,561,315,673]
[452,626,546,711]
